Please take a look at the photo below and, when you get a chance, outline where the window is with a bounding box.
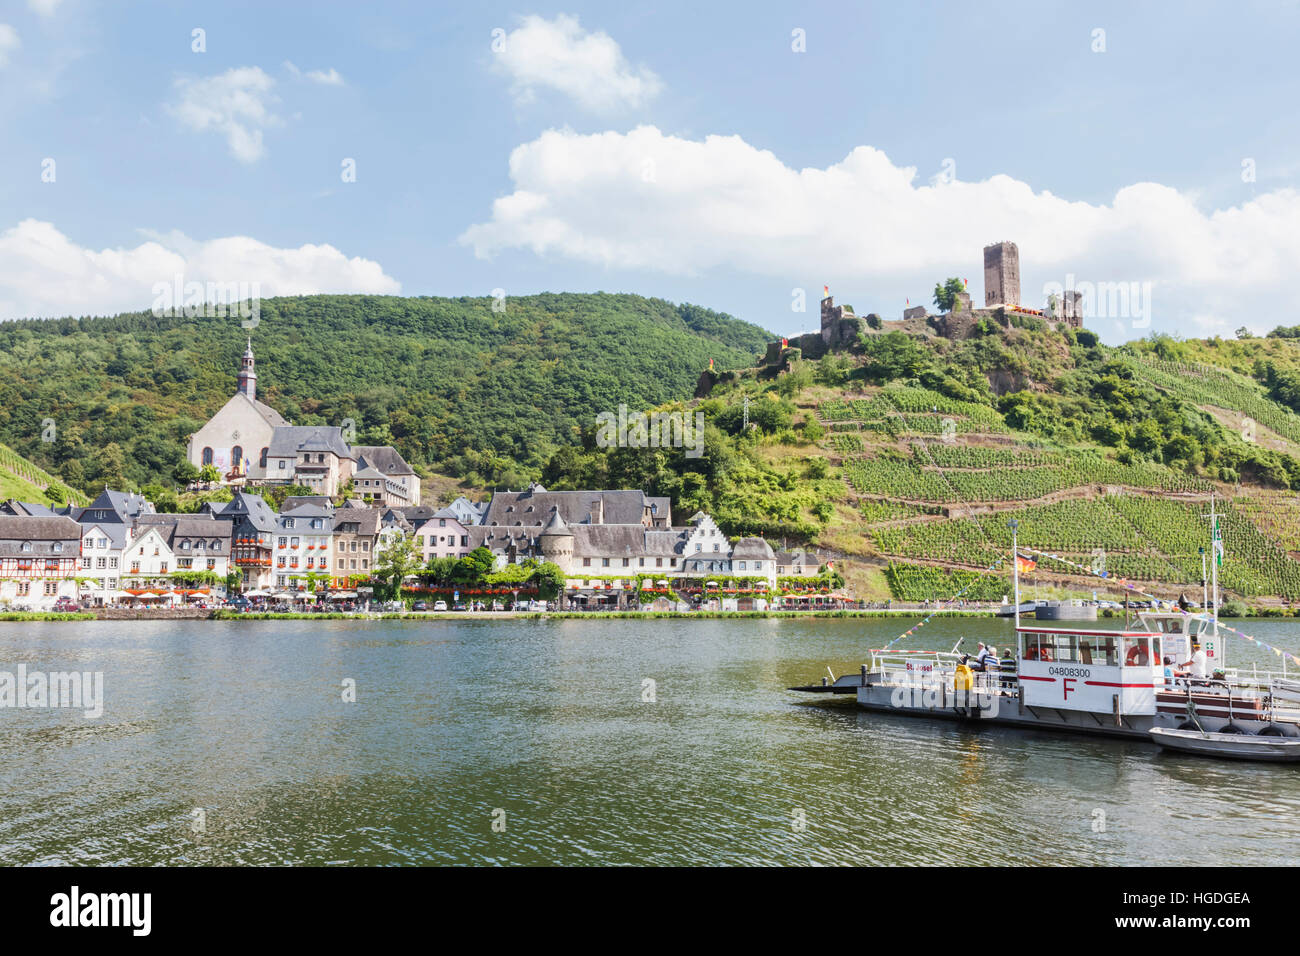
[259,447,268,468]
[232,446,243,467]
[602,558,610,568]
[622,558,630,567]
[738,561,747,570]
[656,558,663,567]
[202,447,213,465]
[81,557,91,569]
[582,558,591,567]
[278,460,286,470]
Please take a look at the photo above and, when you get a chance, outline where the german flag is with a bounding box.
[1015,553,1037,573]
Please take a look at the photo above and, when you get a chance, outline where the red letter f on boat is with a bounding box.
[1062,678,1076,701]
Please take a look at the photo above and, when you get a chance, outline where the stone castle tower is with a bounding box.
[237,338,257,400]
[983,241,1020,308]
[538,510,574,574]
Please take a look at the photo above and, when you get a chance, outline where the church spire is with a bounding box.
[237,338,257,401]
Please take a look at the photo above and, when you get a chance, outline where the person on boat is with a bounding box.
[970,643,996,672]
[999,648,1017,681]
[1180,642,1208,681]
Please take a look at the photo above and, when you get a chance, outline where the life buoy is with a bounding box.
[1126,645,1149,667]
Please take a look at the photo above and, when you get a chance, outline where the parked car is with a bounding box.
[412,601,428,611]
[52,597,80,612]
[433,600,448,612]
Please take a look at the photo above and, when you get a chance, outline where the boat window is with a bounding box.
[1122,637,1154,667]
[1051,634,1079,663]
[1022,634,1053,661]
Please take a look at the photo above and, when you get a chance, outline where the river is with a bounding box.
[1,616,1297,865]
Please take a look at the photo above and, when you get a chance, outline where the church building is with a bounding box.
[186,340,420,503]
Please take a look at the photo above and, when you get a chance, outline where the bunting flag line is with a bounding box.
[881,556,1006,652]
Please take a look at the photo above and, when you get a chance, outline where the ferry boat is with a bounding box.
[792,504,1300,758]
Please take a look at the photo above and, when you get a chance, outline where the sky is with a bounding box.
[1,0,1298,343]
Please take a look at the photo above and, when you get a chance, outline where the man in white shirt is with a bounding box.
[1180,643,1208,680]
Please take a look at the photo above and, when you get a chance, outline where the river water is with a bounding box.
[1,616,1298,866]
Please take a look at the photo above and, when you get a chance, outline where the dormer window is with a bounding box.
[21,542,31,552]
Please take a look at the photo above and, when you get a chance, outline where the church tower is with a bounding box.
[237,338,257,401]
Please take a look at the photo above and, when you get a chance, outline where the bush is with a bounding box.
[1219,600,1248,618]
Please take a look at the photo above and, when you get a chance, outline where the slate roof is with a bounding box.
[277,503,333,532]
[135,513,232,548]
[1,500,57,517]
[281,496,333,512]
[220,491,278,533]
[267,426,353,460]
[731,537,776,561]
[0,515,81,554]
[334,508,381,535]
[352,445,414,476]
[482,488,671,527]
[85,488,153,519]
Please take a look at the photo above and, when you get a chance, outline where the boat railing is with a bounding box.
[869,650,1014,694]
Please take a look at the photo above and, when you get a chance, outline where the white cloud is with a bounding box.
[167,66,280,163]
[305,67,344,86]
[460,126,1300,337]
[0,24,19,67]
[27,0,61,16]
[284,61,346,86]
[0,219,401,320]
[492,14,662,113]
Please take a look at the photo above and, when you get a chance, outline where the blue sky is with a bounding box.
[2,0,1298,342]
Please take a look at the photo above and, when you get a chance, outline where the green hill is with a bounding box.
[0,293,770,495]
[0,443,87,506]
[540,315,1300,603]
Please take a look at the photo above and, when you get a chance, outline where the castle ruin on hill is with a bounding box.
[752,241,1085,376]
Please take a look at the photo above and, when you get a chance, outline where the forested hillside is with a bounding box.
[0,293,770,494]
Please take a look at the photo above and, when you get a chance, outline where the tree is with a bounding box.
[932,277,965,312]
[532,561,566,599]
[1236,327,1253,339]
[224,568,243,594]
[371,535,421,601]
[198,464,221,484]
[175,460,200,486]
[451,546,497,585]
